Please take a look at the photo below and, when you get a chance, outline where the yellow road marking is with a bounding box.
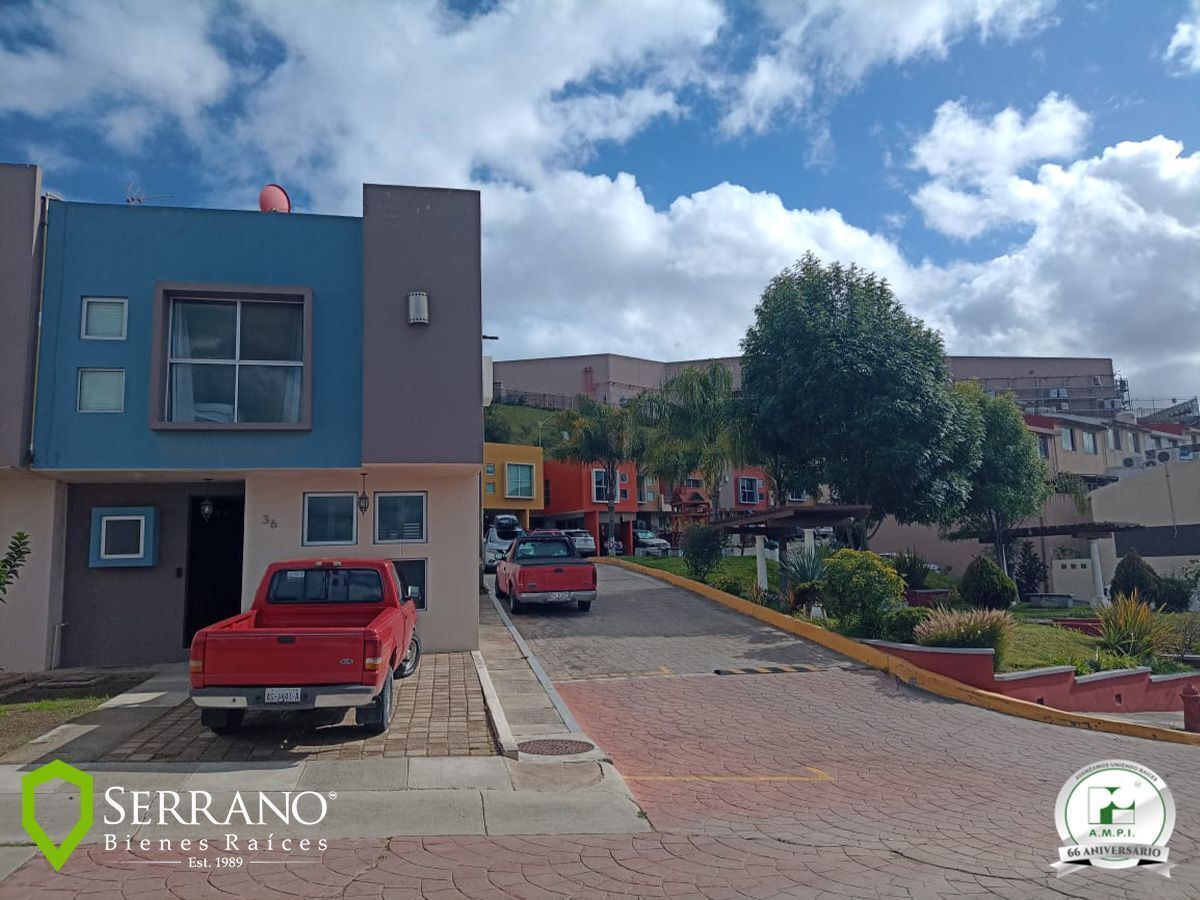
[625,767,833,783]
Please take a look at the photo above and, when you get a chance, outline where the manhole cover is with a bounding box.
[518,739,594,756]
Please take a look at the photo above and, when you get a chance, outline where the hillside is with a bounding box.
[485,402,566,449]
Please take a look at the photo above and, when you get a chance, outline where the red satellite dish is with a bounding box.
[258,183,291,213]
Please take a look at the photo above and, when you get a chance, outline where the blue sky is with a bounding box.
[2,0,1199,403]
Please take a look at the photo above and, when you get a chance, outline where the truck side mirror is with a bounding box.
[407,585,422,602]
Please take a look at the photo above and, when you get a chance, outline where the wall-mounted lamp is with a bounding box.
[199,478,215,524]
[357,472,370,515]
[408,291,429,325]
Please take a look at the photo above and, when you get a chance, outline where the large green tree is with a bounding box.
[942,384,1051,573]
[740,252,983,547]
[553,397,644,552]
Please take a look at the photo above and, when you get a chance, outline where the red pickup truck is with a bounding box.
[189,558,420,735]
[494,534,597,614]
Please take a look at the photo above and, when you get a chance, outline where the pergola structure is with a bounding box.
[711,504,872,539]
[1004,520,1144,604]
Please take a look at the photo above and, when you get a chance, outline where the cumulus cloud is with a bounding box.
[720,0,1056,135]
[1165,0,1200,73]
[911,92,1089,238]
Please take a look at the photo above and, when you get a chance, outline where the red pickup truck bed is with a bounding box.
[495,535,597,614]
[189,558,420,735]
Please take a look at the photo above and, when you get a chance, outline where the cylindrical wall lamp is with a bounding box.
[408,291,429,325]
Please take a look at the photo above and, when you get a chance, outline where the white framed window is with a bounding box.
[303,493,357,545]
[738,477,761,505]
[1154,436,1163,450]
[78,368,125,413]
[167,297,304,424]
[620,488,629,500]
[619,472,629,484]
[1060,427,1076,452]
[505,463,535,499]
[99,515,145,559]
[81,297,127,340]
[637,478,647,504]
[1108,429,1121,451]
[1082,431,1097,454]
[1037,434,1050,459]
[592,469,608,503]
[684,477,702,488]
[485,482,496,495]
[375,492,427,543]
[485,463,495,475]
[788,488,808,502]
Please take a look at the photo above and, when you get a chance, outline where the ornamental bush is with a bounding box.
[914,608,1014,669]
[1097,589,1173,660]
[882,606,932,643]
[680,524,723,582]
[1109,552,1159,603]
[821,549,905,638]
[960,556,1018,610]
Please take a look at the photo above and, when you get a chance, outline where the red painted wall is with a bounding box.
[871,641,1200,714]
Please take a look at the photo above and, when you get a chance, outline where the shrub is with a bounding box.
[1096,590,1173,660]
[1109,552,1159,603]
[780,545,832,612]
[822,549,905,638]
[1012,540,1047,598]
[680,524,723,582]
[1168,612,1200,659]
[1154,574,1195,613]
[959,556,1018,610]
[914,608,1014,669]
[710,573,745,598]
[883,606,932,643]
[893,551,931,590]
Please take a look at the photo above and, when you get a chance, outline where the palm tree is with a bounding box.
[553,397,642,553]
[640,364,741,517]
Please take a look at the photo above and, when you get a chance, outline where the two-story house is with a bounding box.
[0,163,482,671]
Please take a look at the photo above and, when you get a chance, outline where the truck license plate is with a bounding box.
[265,687,301,704]
[549,591,569,602]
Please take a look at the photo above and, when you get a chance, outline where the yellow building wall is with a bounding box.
[482,443,543,527]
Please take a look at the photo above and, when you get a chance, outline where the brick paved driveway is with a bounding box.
[501,565,849,680]
[103,652,495,762]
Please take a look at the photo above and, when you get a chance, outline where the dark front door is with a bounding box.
[184,495,245,646]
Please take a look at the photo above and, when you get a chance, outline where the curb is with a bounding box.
[597,558,1200,747]
[471,650,520,759]
[489,593,582,733]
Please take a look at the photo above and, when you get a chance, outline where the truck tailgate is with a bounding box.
[519,562,594,593]
[202,630,366,686]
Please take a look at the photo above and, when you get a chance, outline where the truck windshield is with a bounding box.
[515,539,574,559]
[267,568,384,603]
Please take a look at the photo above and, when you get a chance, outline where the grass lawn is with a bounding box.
[618,554,782,595]
[486,403,564,448]
[998,623,1100,673]
[1010,603,1097,621]
[0,696,107,758]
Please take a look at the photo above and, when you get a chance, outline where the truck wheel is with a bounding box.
[201,708,244,736]
[509,592,522,614]
[494,579,507,600]
[360,669,394,734]
[396,634,421,679]
[577,600,592,612]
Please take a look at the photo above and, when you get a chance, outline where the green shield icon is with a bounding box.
[21,760,93,871]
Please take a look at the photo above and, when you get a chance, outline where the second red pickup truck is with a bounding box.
[494,534,597,614]
[188,558,421,735]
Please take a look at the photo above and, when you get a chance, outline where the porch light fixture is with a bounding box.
[408,291,429,325]
[358,472,370,515]
[199,479,214,524]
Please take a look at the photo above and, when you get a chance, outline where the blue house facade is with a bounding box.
[0,163,483,670]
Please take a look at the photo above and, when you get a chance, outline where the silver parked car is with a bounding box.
[564,529,597,557]
[483,515,525,572]
[634,529,671,555]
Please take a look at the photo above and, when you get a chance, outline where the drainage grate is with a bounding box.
[518,739,594,756]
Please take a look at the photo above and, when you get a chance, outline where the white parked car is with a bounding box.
[564,529,597,557]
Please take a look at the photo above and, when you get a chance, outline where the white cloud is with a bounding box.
[720,0,1056,135]
[1165,0,1200,73]
[910,92,1089,237]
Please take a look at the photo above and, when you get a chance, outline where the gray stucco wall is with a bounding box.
[0,164,42,467]
[361,185,482,464]
[61,481,242,667]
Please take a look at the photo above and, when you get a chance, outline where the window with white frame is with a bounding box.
[1132,432,1142,453]
[78,369,124,412]
[788,488,808,502]
[1037,434,1050,459]
[485,463,495,475]
[738,477,761,504]
[375,493,426,542]
[81,298,127,340]
[637,478,647,504]
[1108,428,1121,451]
[619,472,629,484]
[100,516,145,559]
[168,297,304,424]
[592,469,608,503]
[684,477,702,488]
[1060,427,1076,452]
[1082,431,1097,454]
[303,493,356,545]
[505,463,534,499]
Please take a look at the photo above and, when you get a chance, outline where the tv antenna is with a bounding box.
[125,182,174,205]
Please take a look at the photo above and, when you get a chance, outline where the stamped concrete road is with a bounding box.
[3,565,1198,898]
